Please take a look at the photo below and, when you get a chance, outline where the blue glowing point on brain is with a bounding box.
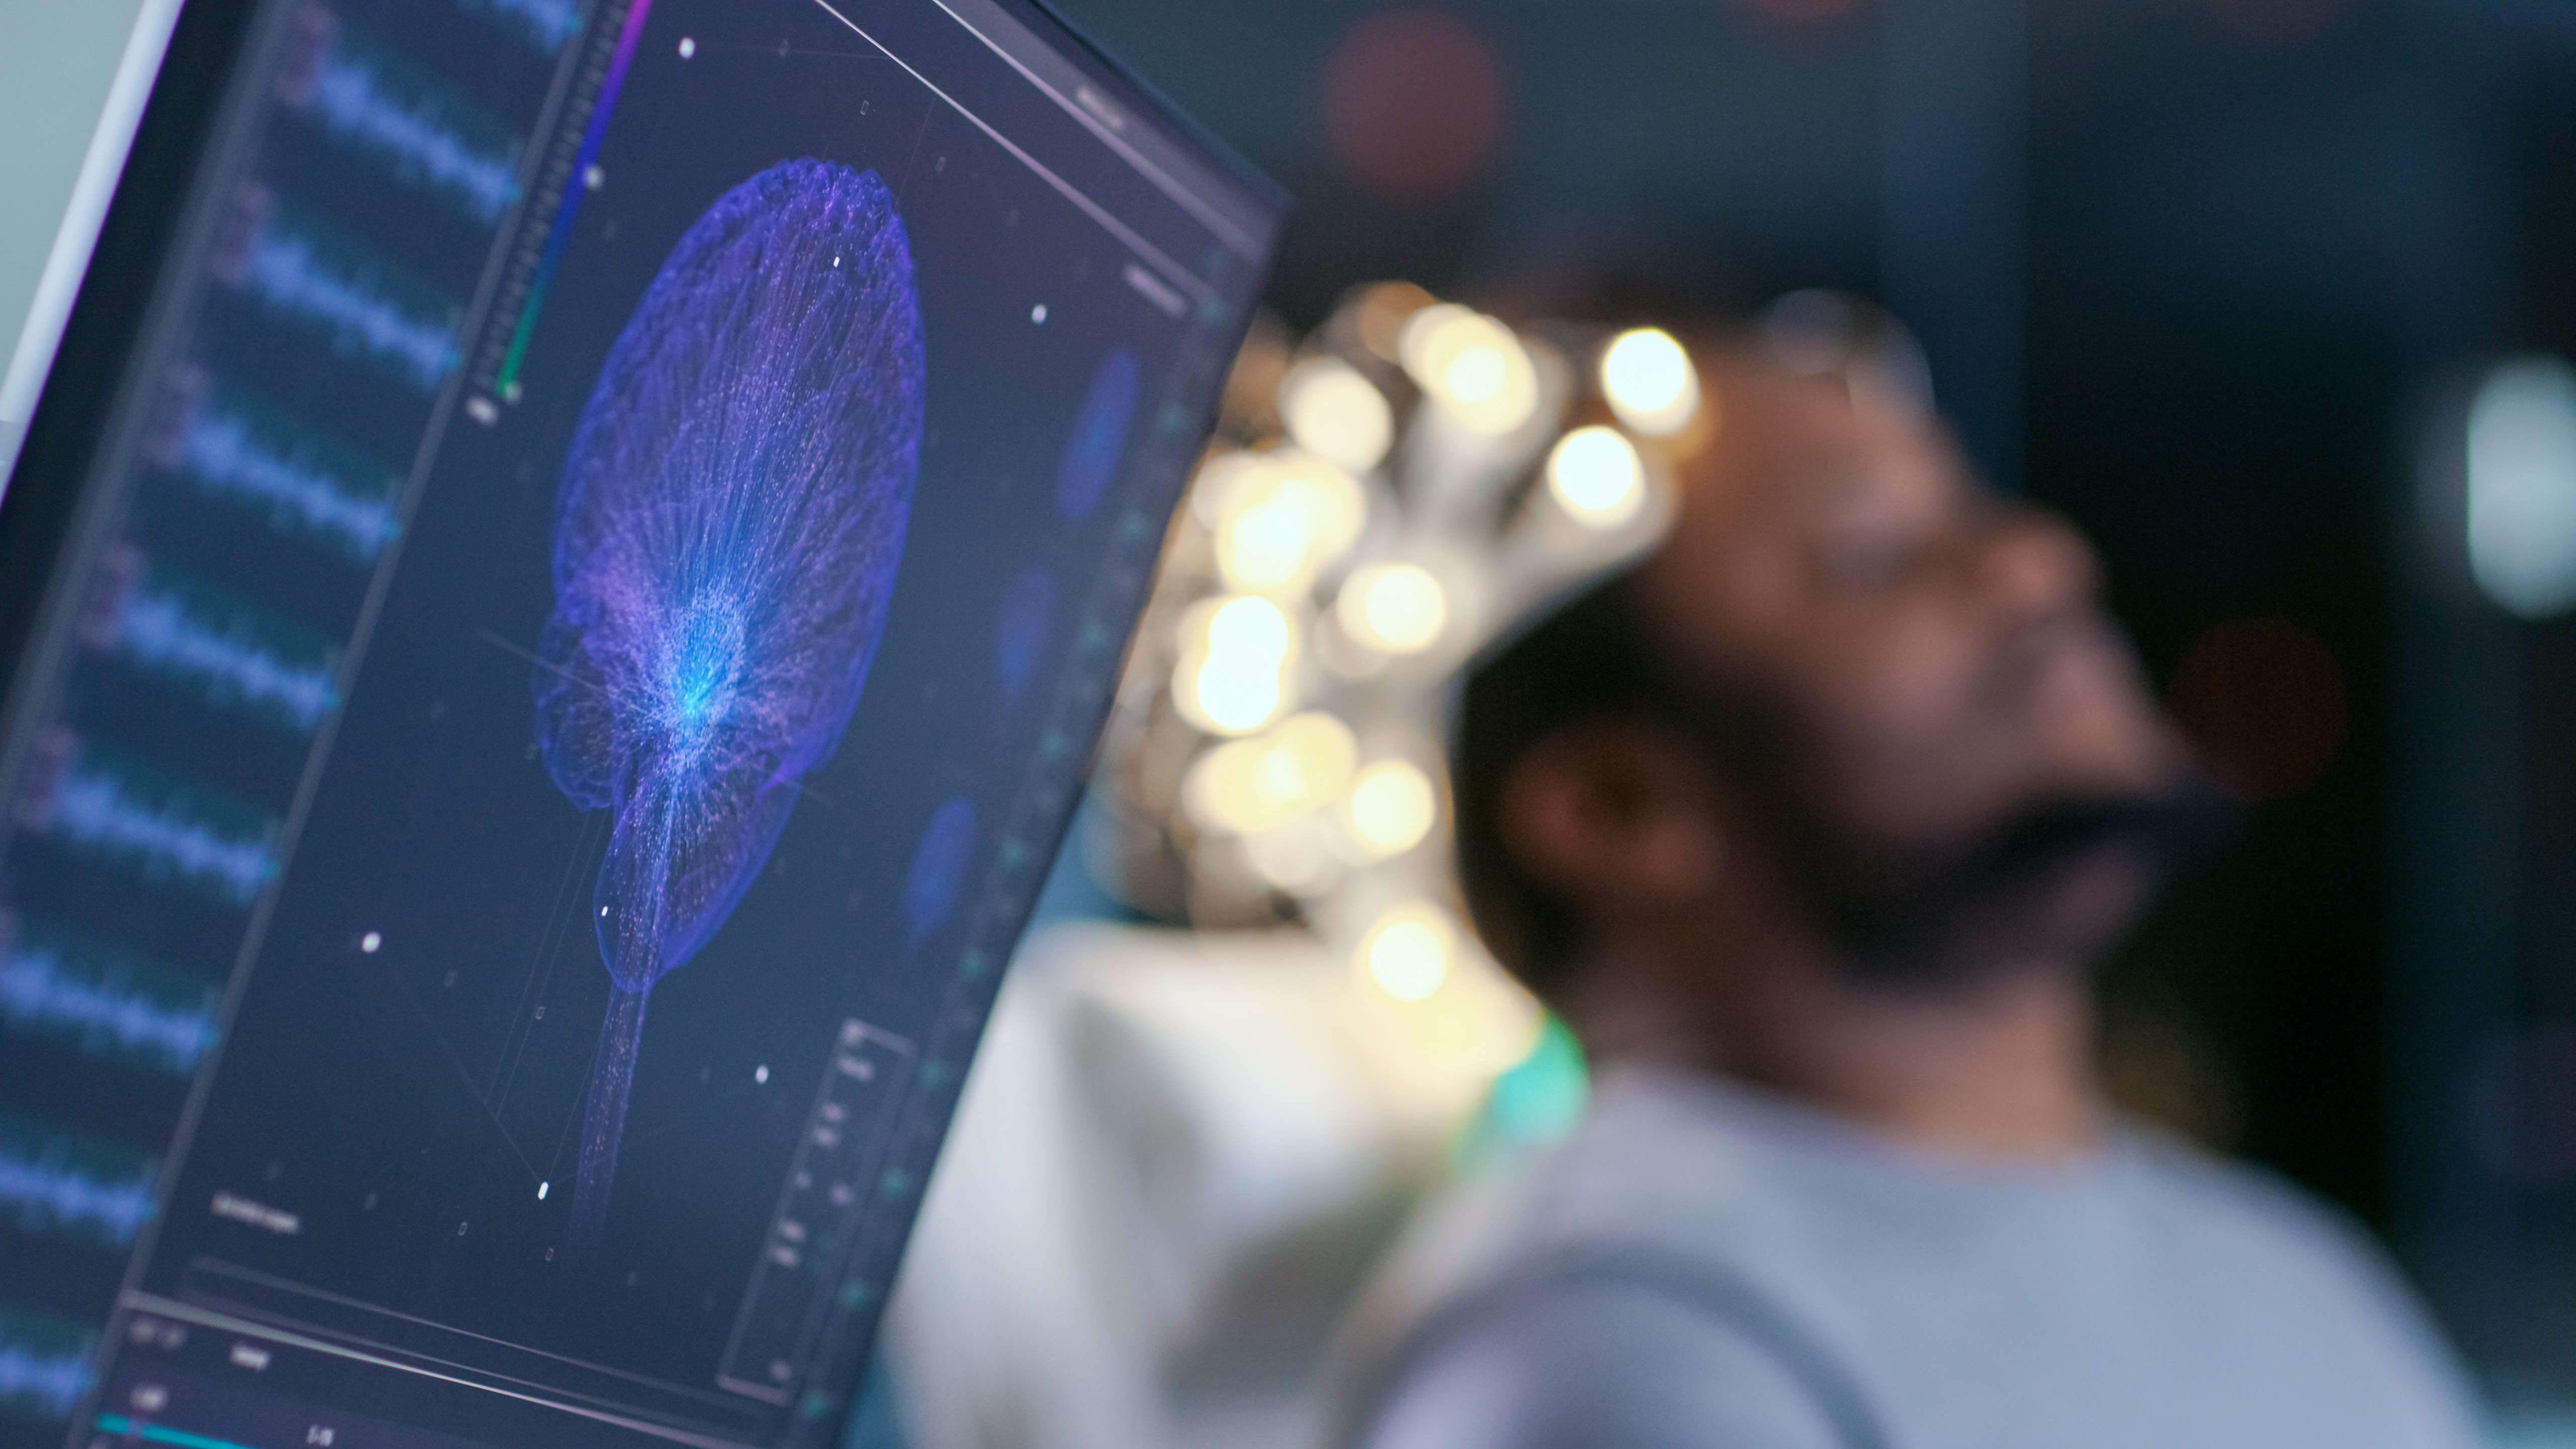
[1054,348,1139,520]
[533,158,924,1246]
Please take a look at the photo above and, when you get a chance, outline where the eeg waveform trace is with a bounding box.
[0,922,219,1075]
[88,551,343,734]
[281,13,527,224]
[216,193,460,392]
[0,1111,159,1250]
[19,736,279,906]
[150,372,404,562]
[0,1308,95,1423]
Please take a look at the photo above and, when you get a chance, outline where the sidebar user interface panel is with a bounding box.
[0,2,1279,1447]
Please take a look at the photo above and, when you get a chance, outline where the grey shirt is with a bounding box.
[1345,1070,2487,1449]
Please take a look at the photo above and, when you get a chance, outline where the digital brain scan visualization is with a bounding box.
[533,158,928,1249]
[0,1,1282,1446]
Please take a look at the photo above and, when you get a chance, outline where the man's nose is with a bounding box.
[1973,506,2102,621]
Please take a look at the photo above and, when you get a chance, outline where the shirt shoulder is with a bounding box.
[2112,1129,2431,1325]
[1342,1081,2490,1449]
[1358,1275,1847,1449]
[2098,1129,2489,1443]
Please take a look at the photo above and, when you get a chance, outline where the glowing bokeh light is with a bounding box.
[1208,454,1366,595]
[1183,711,1358,836]
[1279,358,1395,473]
[1174,594,1295,735]
[1599,328,1698,436]
[1353,281,1437,363]
[1546,425,1644,527]
[1399,305,1536,435]
[1360,902,1455,1002]
[1245,818,1337,892]
[2467,356,2576,619]
[1343,758,1436,858]
[1338,562,1447,655]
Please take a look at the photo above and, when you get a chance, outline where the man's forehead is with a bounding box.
[1684,353,1955,525]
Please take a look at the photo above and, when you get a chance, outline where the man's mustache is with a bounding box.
[1801,772,2236,983]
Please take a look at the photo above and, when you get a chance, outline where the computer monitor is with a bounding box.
[0,1,1284,1445]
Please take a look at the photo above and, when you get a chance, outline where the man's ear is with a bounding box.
[1496,720,1726,917]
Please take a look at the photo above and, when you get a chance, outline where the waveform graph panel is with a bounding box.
[717,1020,916,1406]
[80,548,343,738]
[144,367,406,568]
[0,1109,159,1252]
[11,731,279,910]
[0,918,218,1078]
[0,1303,95,1427]
[276,9,528,226]
[208,186,462,395]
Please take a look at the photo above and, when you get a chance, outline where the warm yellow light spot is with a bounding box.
[1354,281,1438,362]
[1444,347,1504,403]
[1279,358,1395,473]
[1183,711,1357,835]
[1184,659,1281,735]
[1205,594,1290,662]
[1400,305,1537,435]
[1343,759,1436,858]
[1174,595,1295,735]
[1360,903,1455,1002]
[1337,563,1447,655]
[1600,328,1698,436]
[1208,454,1366,595]
[1244,819,1335,891]
[1546,425,1644,527]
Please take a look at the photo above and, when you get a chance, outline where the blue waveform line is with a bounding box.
[0,941,218,1076]
[238,222,457,390]
[0,1337,91,1422]
[463,0,587,54]
[0,1140,156,1248]
[173,403,400,560]
[43,762,276,907]
[108,582,340,733]
[304,47,519,222]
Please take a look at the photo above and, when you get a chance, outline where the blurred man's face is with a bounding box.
[1633,359,2196,979]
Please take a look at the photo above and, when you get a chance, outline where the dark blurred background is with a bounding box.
[1036,0,2576,1405]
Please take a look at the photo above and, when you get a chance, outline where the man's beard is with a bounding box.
[1672,665,2229,992]
[1763,788,2229,989]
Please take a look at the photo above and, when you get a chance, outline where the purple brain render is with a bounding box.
[533,159,924,1246]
